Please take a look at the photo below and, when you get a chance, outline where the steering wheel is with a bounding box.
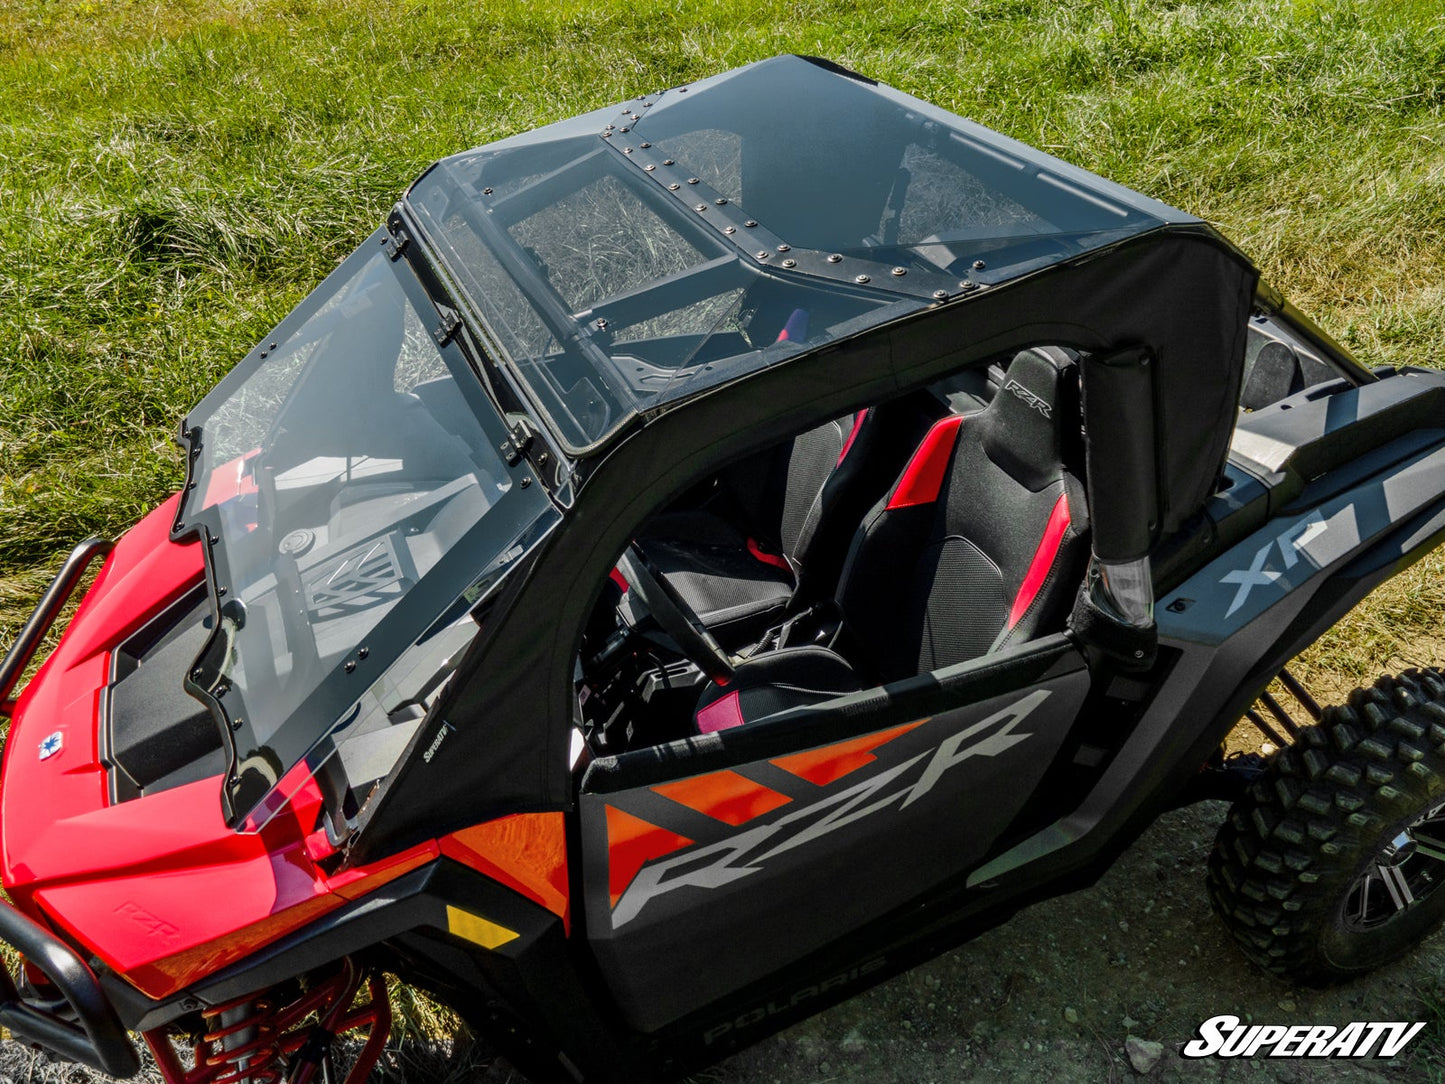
[616,543,735,685]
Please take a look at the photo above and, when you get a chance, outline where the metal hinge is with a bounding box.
[383,224,411,261]
[432,306,463,347]
[498,419,534,466]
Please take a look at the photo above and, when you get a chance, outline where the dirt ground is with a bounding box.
[5,799,1441,1084]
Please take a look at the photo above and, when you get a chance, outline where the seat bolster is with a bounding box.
[693,647,860,735]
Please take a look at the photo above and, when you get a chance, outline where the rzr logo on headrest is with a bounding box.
[1005,379,1051,418]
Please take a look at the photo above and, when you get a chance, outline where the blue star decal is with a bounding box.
[38,732,63,761]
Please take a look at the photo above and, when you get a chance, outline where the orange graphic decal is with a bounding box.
[605,806,694,908]
[652,770,792,826]
[769,720,928,786]
[441,812,570,932]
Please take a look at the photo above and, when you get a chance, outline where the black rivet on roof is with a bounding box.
[663,159,675,166]
[631,113,641,121]
[596,318,608,329]
[744,220,758,228]
[959,281,979,292]
[358,646,369,659]
[231,719,242,730]
[668,182,680,191]
[933,290,949,300]
[776,244,790,252]
[602,131,612,138]
[695,204,707,212]
[217,586,227,596]
[855,274,871,284]
[782,258,797,268]
[259,351,267,359]
[715,198,728,205]
[624,147,633,154]
[827,253,842,263]
[723,226,736,235]
[756,250,770,259]
[520,477,533,488]
[687,177,700,185]
[605,124,615,130]
[644,164,655,171]
[192,668,202,678]
[483,187,493,195]
[345,660,356,673]
[973,259,987,270]
[891,266,907,276]
[270,342,277,349]
[620,127,630,133]
[209,535,219,546]
[640,142,651,148]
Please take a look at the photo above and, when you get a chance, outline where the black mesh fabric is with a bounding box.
[778,415,851,560]
[916,537,1008,672]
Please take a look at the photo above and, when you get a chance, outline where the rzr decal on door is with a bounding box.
[604,690,1050,927]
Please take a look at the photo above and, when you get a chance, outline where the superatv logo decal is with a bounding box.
[1221,509,1327,618]
[1005,379,1051,418]
[422,720,455,763]
[606,690,1049,928]
[1183,1014,1425,1058]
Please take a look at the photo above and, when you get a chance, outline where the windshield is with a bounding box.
[175,237,554,827]
[405,54,1180,451]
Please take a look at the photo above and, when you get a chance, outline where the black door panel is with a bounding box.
[580,639,1090,1031]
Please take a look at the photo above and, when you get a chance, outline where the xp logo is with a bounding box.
[38,731,63,761]
[1004,379,1051,418]
[1221,510,1328,618]
[606,690,1050,928]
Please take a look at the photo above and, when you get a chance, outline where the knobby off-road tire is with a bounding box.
[1208,668,1445,983]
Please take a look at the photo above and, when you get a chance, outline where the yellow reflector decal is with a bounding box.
[445,905,520,950]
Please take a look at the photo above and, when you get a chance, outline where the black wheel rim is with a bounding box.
[1343,798,1445,931]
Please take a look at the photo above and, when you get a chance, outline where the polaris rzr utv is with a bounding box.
[5,53,1445,1084]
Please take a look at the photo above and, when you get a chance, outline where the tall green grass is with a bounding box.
[3,0,1444,661]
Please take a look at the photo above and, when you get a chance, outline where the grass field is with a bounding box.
[4,0,1445,678]
[1,0,1445,1077]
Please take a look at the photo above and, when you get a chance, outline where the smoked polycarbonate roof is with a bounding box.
[405,55,1196,451]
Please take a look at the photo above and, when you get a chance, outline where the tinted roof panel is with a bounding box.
[406,55,1186,450]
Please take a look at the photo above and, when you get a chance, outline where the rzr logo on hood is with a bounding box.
[1005,379,1051,418]
[605,690,1049,927]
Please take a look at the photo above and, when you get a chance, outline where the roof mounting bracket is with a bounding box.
[432,306,463,347]
[383,223,411,262]
[499,419,535,467]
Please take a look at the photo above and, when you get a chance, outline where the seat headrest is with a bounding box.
[977,346,1077,491]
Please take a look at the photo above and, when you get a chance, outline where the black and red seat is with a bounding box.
[638,390,943,644]
[693,346,1089,734]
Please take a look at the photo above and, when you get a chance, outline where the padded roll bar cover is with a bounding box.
[1082,348,1159,562]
